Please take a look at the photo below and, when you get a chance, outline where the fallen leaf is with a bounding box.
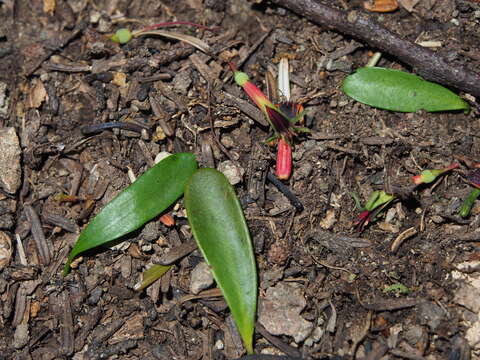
[364,0,399,12]
[27,79,47,109]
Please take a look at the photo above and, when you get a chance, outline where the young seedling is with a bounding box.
[110,21,217,44]
[411,162,459,185]
[230,62,308,180]
[353,190,395,232]
[459,168,480,218]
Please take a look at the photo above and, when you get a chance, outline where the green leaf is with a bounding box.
[342,67,469,112]
[63,153,197,275]
[134,264,172,291]
[383,283,410,295]
[184,169,257,354]
[459,188,480,218]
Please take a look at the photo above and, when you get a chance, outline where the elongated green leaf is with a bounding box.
[63,153,197,275]
[184,169,257,354]
[134,264,171,291]
[342,67,469,112]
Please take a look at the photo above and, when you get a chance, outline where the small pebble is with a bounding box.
[190,262,214,295]
[218,160,243,185]
[0,127,21,194]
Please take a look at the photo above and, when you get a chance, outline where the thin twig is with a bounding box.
[270,0,480,98]
[266,173,304,211]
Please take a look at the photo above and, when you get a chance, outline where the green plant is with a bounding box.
[63,153,197,275]
[185,169,257,353]
[109,21,216,53]
[63,154,257,354]
[459,168,480,218]
[352,190,395,232]
[343,67,469,112]
[230,63,308,180]
[412,162,459,185]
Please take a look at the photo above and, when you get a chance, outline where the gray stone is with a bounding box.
[190,262,214,295]
[141,221,159,242]
[0,127,21,194]
[13,323,29,349]
[417,301,446,332]
[173,71,193,95]
[218,160,244,185]
[0,82,9,117]
[258,282,314,342]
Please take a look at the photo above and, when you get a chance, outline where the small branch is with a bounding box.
[270,0,480,98]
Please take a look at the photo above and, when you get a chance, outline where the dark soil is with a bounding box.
[1,0,480,359]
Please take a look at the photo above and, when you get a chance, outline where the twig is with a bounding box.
[80,121,149,136]
[153,239,197,265]
[270,0,480,98]
[256,322,303,359]
[266,172,304,211]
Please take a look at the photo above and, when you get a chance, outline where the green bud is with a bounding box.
[110,28,132,44]
[233,71,249,87]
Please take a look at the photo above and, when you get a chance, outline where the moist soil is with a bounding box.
[0,0,480,359]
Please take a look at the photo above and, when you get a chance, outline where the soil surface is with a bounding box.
[1,0,480,359]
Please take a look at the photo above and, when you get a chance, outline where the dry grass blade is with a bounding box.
[137,30,211,53]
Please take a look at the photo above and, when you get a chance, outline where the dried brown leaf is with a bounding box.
[27,79,47,109]
[138,30,211,54]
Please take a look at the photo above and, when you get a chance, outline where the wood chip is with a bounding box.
[0,231,12,269]
[24,205,53,265]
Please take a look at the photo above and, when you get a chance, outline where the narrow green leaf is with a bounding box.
[184,169,257,354]
[459,188,480,218]
[63,153,197,275]
[134,264,171,291]
[342,67,469,112]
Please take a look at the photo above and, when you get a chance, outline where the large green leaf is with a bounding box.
[184,169,257,354]
[342,67,469,112]
[63,153,197,275]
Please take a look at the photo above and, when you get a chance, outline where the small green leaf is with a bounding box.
[185,169,257,354]
[383,283,410,295]
[343,67,469,112]
[63,153,197,275]
[134,264,171,291]
[459,188,480,218]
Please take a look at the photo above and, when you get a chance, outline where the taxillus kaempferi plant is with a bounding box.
[230,62,308,180]
[459,168,480,218]
[411,162,459,185]
[110,21,217,44]
[352,190,395,232]
[63,153,257,354]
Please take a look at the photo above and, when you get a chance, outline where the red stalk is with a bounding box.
[276,138,292,180]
